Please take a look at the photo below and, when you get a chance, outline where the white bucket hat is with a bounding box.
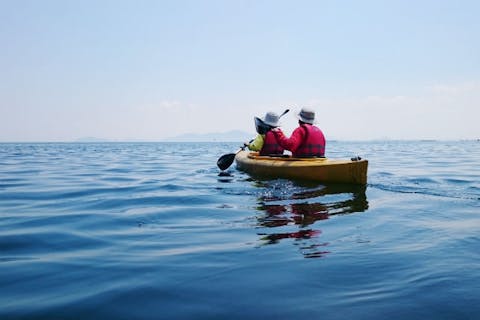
[296,107,316,124]
[261,111,281,127]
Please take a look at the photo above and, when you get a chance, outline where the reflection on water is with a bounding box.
[254,182,369,258]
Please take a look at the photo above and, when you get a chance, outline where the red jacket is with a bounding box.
[273,124,325,157]
[260,130,284,156]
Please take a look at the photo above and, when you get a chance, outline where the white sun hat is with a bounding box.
[296,107,316,124]
[261,111,281,127]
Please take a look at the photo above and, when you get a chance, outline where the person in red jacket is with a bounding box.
[272,107,326,157]
[245,112,284,156]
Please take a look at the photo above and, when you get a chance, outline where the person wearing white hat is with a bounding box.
[272,107,326,157]
[244,112,284,156]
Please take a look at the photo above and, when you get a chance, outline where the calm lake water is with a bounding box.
[1,141,479,319]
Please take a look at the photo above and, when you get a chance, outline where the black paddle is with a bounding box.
[216,109,290,171]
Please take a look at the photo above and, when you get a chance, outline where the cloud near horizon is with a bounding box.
[304,82,479,140]
[0,81,478,142]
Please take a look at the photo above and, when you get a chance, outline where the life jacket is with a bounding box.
[260,131,284,156]
[293,124,326,157]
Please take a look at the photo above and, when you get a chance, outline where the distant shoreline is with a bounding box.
[0,139,478,143]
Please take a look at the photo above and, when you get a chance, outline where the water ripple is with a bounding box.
[1,141,479,319]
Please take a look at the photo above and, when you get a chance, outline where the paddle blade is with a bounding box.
[280,109,290,117]
[217,153,236,170]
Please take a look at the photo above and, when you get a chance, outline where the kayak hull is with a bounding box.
[235,151,368,185]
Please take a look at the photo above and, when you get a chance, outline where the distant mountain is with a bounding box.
[75,137,112,142]
[163,130,252,142]
[73,130,252,143]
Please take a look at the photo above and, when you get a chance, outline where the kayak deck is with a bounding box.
[235,151,368,185]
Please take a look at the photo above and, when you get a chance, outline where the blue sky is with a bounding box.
[1,0,479,141]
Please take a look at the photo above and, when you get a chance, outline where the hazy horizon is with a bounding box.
[1,1,479,142]
[0,133,478,144]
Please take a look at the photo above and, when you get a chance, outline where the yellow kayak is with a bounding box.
[235,151,368,185]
